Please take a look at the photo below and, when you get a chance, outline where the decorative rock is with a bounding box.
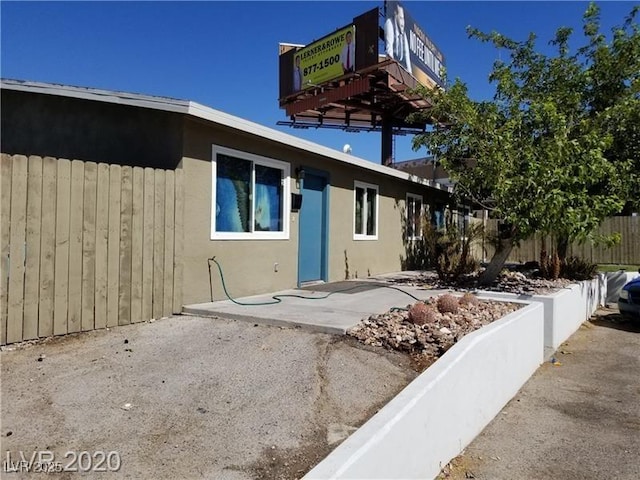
[347,294,521,369]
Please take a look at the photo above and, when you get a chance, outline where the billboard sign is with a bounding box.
[384,1,445,88]
[292,25,356,93]
[279,9,379,101]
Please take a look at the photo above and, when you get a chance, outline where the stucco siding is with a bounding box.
[181,120,302,305]
[181,119,443,303]
[181,154,298,305]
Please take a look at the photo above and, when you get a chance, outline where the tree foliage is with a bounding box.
[409,3,639,282]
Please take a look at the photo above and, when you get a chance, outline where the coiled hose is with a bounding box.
[208,256,422,308]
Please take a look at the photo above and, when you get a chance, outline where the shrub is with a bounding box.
[458,292,480,307]
[422,221,482,283]
[407,302,438,325]
[436,294,460,314]
[561,256,598,280]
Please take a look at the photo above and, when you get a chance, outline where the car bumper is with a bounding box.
[618,299,640,319]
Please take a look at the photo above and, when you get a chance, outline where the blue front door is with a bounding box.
[298,171,328,284]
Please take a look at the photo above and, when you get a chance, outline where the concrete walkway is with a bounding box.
[184,275,446,334]
[442,307,640,480]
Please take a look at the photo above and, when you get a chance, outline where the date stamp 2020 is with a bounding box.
[3,450,121,474]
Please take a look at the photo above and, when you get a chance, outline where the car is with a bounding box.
[618,276,640,319]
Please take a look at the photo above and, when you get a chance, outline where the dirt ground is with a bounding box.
[0,315,417,479]
[440,308,640,480]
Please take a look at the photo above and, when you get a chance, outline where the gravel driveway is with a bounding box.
[1,315,416,479]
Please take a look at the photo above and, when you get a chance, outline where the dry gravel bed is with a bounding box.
[348,294,522,368]
[386,270,573,295]
[354,268,574,368]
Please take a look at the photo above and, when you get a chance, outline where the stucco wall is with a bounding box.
[1,89,183,169]
[180,118,448,304]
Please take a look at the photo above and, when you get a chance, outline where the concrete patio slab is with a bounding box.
[183,279,447,334]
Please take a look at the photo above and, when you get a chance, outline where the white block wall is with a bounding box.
[305,302,544,480]
[479,278,604,355]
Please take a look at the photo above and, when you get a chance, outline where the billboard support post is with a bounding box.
[381,116,393,166]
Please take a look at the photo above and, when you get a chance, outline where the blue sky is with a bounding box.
[1,1,635,163]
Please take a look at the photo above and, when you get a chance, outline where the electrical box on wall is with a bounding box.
[291,193,303,211]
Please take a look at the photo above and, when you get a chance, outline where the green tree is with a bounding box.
[410,3,639,285]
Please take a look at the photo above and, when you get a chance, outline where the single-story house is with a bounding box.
[0,79,454,344]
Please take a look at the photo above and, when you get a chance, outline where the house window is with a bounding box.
[432,203,445,230]
[212,146,290,240]
[406,193,423,240]
[354,181,378,240]
[457,207,470,234]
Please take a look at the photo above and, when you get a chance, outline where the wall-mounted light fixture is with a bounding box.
[295,167,306,181]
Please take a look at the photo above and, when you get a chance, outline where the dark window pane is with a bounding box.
[355,187,364,234]
[366,188,376,236]
[216,154,251,232]
[254,165,283,232]
[413,199,422,237]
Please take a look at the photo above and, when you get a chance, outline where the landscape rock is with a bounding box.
[348,295,521,368]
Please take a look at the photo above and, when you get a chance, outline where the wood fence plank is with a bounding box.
[594,220,606,264]
[94,163,110,330]
[163,170,175,317]
[504,216,640,266]
[632,217,639,265]
[620,216,629,264]
[67,160,84,334]
[54,159,71,336]
[609,218,617,264]
[130,167,144,324]
[23,156,43,340]
[118,166,133,326]
[172,168,184,314]
[38,157,57,338]
[624,218,630,264]
[142,168,154,321]
[1,154,13,345]
[7,155,28,343]
[153,169,165,320]
[604,218,614,264]
[81,162,97,331]
[107,165,121,328]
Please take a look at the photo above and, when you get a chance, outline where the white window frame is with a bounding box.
[211,145,290,240]
[353,180,379,241]
[406,193,424,241]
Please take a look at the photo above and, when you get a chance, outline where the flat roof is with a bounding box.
[0,78,451,193]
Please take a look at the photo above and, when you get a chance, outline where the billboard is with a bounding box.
[384,1,445,88]
[280,25,356,97]
[279,9,379,101]
[294,25,355,93]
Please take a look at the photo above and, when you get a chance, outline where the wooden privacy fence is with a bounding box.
[480,217,640,265]
[0,154,184,346]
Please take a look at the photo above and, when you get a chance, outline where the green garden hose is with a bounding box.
[208,256,423,306]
